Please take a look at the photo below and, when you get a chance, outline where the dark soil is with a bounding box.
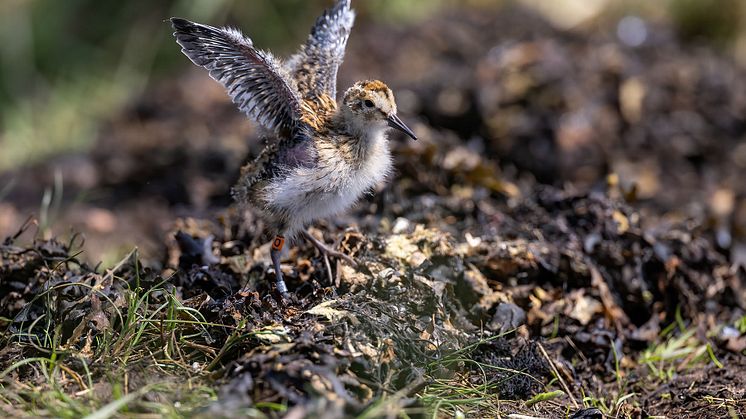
[1,5,745,418]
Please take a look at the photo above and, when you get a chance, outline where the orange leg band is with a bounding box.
[271,235,285,251]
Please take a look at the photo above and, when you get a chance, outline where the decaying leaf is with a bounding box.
[306,300,354,324]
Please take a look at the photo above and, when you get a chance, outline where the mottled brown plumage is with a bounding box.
[171,1,416,297]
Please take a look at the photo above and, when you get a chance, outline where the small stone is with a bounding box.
[489,303,526,333]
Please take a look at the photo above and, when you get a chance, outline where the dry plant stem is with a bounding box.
[322,255,334,288]
[537,342,579,409]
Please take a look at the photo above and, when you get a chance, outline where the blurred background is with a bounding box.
[1,0,746,265]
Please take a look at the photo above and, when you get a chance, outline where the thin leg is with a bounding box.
[302,230,357,267]
[270,235,289,297]
[302,230,356,290]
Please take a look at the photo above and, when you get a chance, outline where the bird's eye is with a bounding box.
[364,100,375,108]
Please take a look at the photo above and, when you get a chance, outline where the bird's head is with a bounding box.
[342,80,417,140]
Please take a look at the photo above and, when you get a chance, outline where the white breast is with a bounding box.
[263,130,392,236]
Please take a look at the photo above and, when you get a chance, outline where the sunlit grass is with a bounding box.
[414,334,557,418]
[640,326,723,381]
[0,249,225,417]
[575,315,727,417]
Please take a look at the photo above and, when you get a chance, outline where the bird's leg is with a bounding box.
[270,235,289,297]
[302,230,358,277]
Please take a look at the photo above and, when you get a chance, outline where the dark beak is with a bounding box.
[387,114,417,140]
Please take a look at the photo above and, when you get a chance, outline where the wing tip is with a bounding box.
[169,17,194,31]
[335,0,353,15]
[169,17,214,66]
[313,0,355,34]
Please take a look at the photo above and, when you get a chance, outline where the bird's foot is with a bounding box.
[302,230,358,267]
[274,276,291,301]
[302,230,358,286]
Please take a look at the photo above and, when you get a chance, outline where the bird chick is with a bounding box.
[170,0,416,297]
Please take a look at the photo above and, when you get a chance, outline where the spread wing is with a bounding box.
[286,0,355,102]
[171,18,302,134]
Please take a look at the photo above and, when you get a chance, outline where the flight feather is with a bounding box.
[286,0,355,103]
[171,17,303,134]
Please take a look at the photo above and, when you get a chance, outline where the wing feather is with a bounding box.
[287,0,355,102]
[171,18,302,134]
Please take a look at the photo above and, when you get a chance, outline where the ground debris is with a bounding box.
[2,5,746,418]
[3,179,744,417]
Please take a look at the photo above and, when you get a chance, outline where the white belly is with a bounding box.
[263,132,392,235]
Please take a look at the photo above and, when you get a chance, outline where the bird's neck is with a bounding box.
[332,108,388,165]
[335,108,386,143]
